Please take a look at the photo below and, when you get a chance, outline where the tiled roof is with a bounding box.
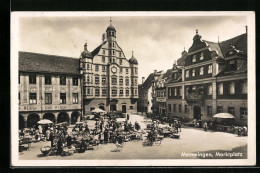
[140,73,154,90]
[219,33,247,56]
[19,51,80,75]
[91,41,106,57]
[163,69,172,79]
[203,40,224,57]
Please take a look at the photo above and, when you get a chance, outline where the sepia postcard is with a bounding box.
[11,11,256,167]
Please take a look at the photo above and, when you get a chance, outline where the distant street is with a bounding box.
[19,114,247,160]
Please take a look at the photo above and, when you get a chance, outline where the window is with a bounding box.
[185,105,189,114]
[87,88,90,94]
[102,56,105,63]
[87,64,90,70]
[207,84,212,95]
[168,104,171,112]
[102,77,106,85]
[179,105,182,113]
[120,59,122,65]
[109,43,112,47]
[102,89,106,96]
[129,106,133,110]
[60,76,66,85]
[199,52,204,60]
[126,90,129,96]
[126,69,129,74]
[228,82,235,94]
[45,75,51,85]
[86,76,90,84]
[179,87,182,96]
[95,77,99,84]
[103,50,105,54]
[112,77,117,85]
[95,89,100,96]
[113,50,115,55]
[185,70,189,78]
[174,88,177,96]
[241,81,247,94]
[217,106,223,113]
[168,88,172,97]
[113,42,115,47]
[240,107,247,120]
[217,83,223,95]
[112,58,115,63]
[192,55,196,62]
[192,69,196,77]
[126,79,129,86]
[135,79,137,85]
[29,74,36,84]
[135,90,137,95]
[119,78,123,85]
[131,89,134,95]
[109,57,111,63]
[207,106,212,116]
[29,93,37,104]
[135,68,138,74]
[228,107,235,115]
[102,66,106,72]
[109,50,112,55]
[229,60,236,70]
[173,104,176,112]
[95,65,99,72]
[83,87,86,95]
[60,93,66,104]
[73,77,78,86]
[119,52,122,57]
[120,89,123,95]
[208,65,212,74]
[45,93,52,104]
[120,68,122,73]
[112,90,117,96]
[72,93,78,104]
[199,67,204,75]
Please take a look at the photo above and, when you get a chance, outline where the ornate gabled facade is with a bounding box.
[166,30,247,125]
[80,20,139,114]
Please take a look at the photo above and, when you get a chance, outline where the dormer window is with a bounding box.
[192,55,196,62]
[199,52,204,60]
[229,60,236,70]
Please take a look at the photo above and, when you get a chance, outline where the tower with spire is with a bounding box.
[80,18,139,114]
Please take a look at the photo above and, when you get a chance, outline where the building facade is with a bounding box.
[19,52,82,129]
[166,30,247,125]
[80,21,139,115]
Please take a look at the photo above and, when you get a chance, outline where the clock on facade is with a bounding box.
[111,67,117,73]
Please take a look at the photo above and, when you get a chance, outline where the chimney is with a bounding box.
[84,42,88,51]
[142,77,145,84]
[154,70,157,73]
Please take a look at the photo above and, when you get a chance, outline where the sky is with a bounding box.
[19,14,247,83]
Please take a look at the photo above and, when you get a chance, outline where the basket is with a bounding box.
[40,146,52,155]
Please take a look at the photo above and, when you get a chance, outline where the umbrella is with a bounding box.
[213,113,235,119]
[37,119,53,124]
[91,108,106,113]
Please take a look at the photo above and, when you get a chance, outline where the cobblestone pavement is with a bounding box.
[19,114,247,160]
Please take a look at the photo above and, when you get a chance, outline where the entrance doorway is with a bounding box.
[122,105,126,113]
[110,105,117,111]
[71,112,80,124]
[27,113,40,128]
[57,112,69,123]
[193,106,201,120]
